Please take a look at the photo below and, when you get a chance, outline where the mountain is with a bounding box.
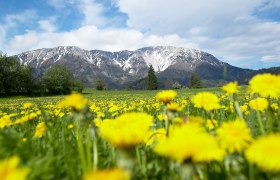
[12,46,280,89]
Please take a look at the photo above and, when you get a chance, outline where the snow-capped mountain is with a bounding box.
[13,46,252,88]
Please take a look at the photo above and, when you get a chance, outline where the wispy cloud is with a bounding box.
[38,17,57,32]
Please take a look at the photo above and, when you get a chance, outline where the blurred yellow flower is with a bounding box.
[34,122,46,138]
[154,123,225,162]
[216,119,252,153]
[156,90,176,104]
[145,128,166,146]
[23,102,32,109]
[188,116,204,124]
[173,117,184,124]
[240,104,248,112]
[245,134,280,172]
[84,168,129,180]
[0,156,30,180]
[249,73,280,98]
[67,124,74,129]
[206,119,218,130]
[99,112,153,148]
[271,103,279,111]
[59,93,88,111]
[93,118,103,127]
[167,102,181,112]
[192,92,220,111]
[249,98,268,112]
[157,114,166,121]
[222,81,238,95]
[0,115,13,128]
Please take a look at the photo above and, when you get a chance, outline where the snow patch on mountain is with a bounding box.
[14,46,225,76]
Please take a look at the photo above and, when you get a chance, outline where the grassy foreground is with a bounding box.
[0,75,279,180]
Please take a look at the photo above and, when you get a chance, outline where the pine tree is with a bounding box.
[189,73,203,88]
[146,65,158,90]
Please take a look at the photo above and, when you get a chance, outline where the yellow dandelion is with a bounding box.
[249,73,280,98]
[0,115,13,128]
[93,118,103,127]
[240,104,248,112]
[156,90,176,104]
[59,93,88,111]
[206,119,218,130]
[216,119,252,153]
[167,102,181,112]
[34,122,47,138]
[157,114,166,121]
[145,128,166,146]
[84,168,129,180]
[188,116,204,124]
[154,123,225,162]
[222,81,238,95]
[67,124,74,129]
[249,97,268,112]
[271,103,278,111]
[23,102,32,109]
[99,112,153,148]
[245,134,280,172]
[0,156,30,180]
[192,92,220,111]
[173,117,184,124]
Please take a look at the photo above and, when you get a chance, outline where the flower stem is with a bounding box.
[256,111,265,135]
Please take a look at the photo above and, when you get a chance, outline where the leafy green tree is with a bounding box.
[17,65,33,94]
[93,79,106,90]
[43,65,73,94]
[0,56,21,94]
[189,73,203,88]
[72,80,84,93]
[146,65,158,90]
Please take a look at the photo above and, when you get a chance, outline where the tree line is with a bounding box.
[146,65,202,90]
[0,56,84,96]
[0,55,202,95]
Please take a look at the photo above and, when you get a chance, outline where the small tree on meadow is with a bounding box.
[146,65,158,90]
[189,73,203,88]
[94,79,106,90]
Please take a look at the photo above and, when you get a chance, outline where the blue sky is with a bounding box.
[0,0,280,69]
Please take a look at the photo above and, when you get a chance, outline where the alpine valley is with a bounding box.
[11,46,280,89]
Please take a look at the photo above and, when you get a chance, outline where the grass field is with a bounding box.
[0,76,279,180]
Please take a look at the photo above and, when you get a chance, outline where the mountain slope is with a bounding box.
[12,46,279,89]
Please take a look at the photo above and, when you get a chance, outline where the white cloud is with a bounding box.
[5,10,37,28]
[261,55,280,62]
[38,18,57,32]
[80,0,107,27]
[116,0,263,35]
[4,25,199,55]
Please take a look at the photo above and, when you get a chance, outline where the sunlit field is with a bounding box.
[0,74,279,180]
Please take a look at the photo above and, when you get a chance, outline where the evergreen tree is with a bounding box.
[146,65,158,90]
[189,73,203,88]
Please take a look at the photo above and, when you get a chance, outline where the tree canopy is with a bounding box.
[0,56,33,95]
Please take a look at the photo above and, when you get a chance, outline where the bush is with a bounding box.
[43,65,73,94]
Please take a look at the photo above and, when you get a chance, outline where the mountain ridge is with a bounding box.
[6,46,280,89]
